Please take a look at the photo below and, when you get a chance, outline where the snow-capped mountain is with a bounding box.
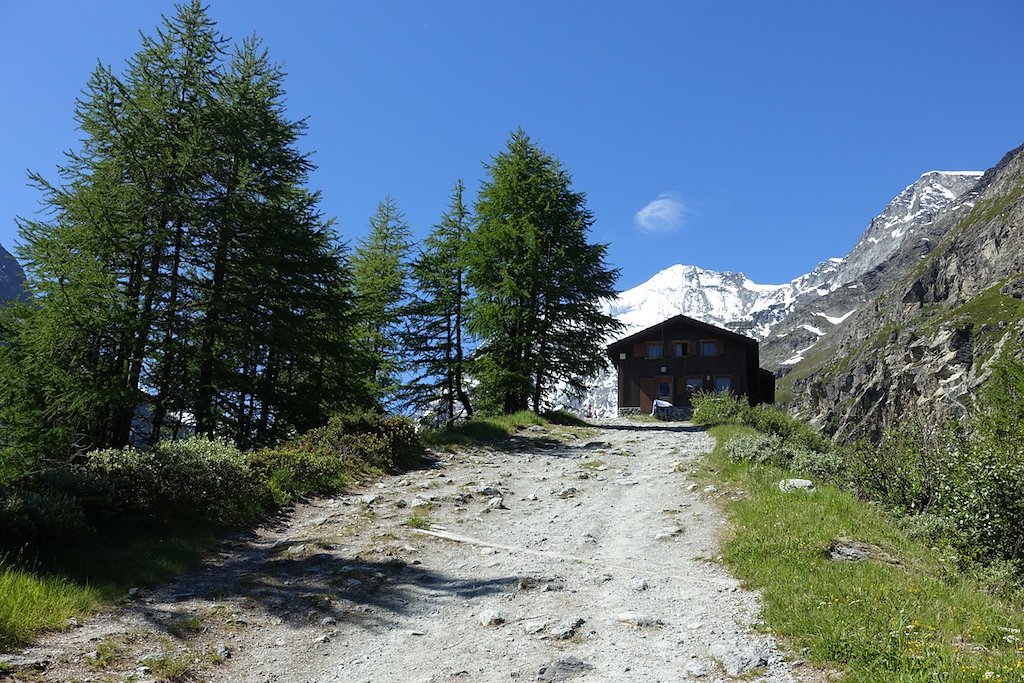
[604,263,826,340]
[564,170,983,416]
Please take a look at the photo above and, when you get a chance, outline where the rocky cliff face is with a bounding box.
[759,171,985,370]
[784,144,1024,442]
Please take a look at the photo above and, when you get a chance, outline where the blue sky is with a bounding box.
[1,2,1022,291]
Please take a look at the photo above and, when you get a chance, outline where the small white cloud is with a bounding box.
[634,192,685,233]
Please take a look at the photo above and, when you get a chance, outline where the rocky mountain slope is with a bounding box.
[783,143,1024,441]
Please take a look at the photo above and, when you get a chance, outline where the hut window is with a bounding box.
[700,340,720,356]
[658,380,672,398]
[715,376,733,393]
[673,341,688,357]
[647,342,663,358]
[685,377,703,393]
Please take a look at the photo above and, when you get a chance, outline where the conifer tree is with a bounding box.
[0,2,359,463]
[466,130,622,414]
[351,197,412,409]
[406,180,473,424]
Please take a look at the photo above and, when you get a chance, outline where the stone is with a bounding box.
[614,478,640,486]
[1001,278,1024,299]
[550,617,585,639]
[536,656,593,682]
[480,547,497,556]
[709,640,769,675]
[313,634,330,644]
[556,487,577,499]
[827,537,896,564]
[522,619,547,635]
[617,613,663,628]
[477,485,502,497]
[685,661,707,677]
[582,441,611,450]
[702,485,717,493]
[478,609,506,626]
[630,578,649,591]
[0,654,50,671]
[214,643,231,660]
[320,616,337,625]
[486,496,506,510]
[778,478,816,493]
[362,493,382,506]
[654,526,682,541]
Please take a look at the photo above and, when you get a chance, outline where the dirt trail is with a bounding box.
[6,420,821,682]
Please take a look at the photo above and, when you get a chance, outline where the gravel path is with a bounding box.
[6,420,823,682]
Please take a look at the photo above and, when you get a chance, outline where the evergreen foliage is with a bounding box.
[0,1,359,468]
[466,129,622,414]
[405,180,473,425]
[350,196,412,409]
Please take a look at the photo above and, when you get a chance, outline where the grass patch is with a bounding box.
[0,518,218,649]
[703,425,1024,681]
[540,409,591,427]
[0,564,99,649]
[405,513,431,530]
[142,646,193,680]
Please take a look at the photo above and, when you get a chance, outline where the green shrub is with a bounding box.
[84,437,264,525]
[1,411,424,555]
[249,410,424,504]
[844,426,947,516]
[788,448,845,481]
[938,436,1024,565]
[741,404,832,453]
[898,512,957,544]
[723,433,792,468]
[0,488,88,542]
[691,391,747,425]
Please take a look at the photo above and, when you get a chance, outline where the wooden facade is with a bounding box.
[606,314,775,415]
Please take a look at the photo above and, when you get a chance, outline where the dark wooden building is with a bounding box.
[606,314,775,416]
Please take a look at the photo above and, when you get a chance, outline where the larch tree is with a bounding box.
[406,180,474,424]
[351,196,412,409]
[466,129,622,414]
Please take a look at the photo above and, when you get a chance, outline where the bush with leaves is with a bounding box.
[790,448,847,481]
[691,391,747,426]
[740,404,832,453]
[723,433,792,468]
[79,438,266,526]
[937,436,1024,565]
[249,410,424,505]
[844,424,949,516]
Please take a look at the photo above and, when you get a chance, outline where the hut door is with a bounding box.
[640,377,674,413]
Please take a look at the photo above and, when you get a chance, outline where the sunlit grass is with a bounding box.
[703,424,1024,682]
[0,563,99,648]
